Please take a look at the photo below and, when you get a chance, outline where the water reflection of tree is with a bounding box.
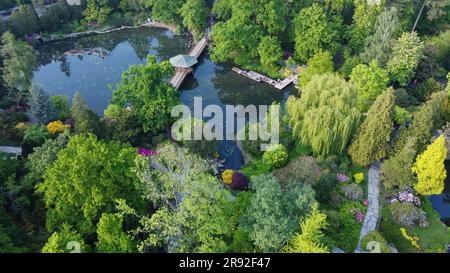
[59,56,71,77]
[128,36,151,61]
[150,32,191,61]
[212,70,285,106]
[180,76,200,91]
[444,194,450,205]
[36,28,191,68]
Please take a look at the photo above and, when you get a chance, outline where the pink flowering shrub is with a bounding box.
[337,173,349,183]
[350,208,365,224]
[390,188,421,207]
[362,199,369,206]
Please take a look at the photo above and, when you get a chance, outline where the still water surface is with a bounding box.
[33,27,292,170]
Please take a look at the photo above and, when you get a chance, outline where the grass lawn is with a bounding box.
[379,206,418,253]
[379,200,450,253]
[407,200,450,252]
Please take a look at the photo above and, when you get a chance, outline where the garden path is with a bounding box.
[355,161,382,253]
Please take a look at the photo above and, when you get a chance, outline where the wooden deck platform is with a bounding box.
[232,67,297,90]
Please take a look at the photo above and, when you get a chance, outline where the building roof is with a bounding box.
[170,55,198,68]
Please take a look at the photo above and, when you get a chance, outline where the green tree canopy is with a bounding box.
[286,74,361,156]
[180,0,208,39]
[349,60,390,111]
[243,175,316,252]
[257,36,283,69]
[96,213,135,253]
[394,91,447,153]
[83,0,112,24]
[111,55,179,134]
[29,85,56,124]
[298,51,334,88]
[36,134,144,235]
[348,88,395,167]
[361,7,401,66]
[347,0,383,55]
[41,224,88,253]
[283,204,329,253]
[210,0,287,73]
[123,143,236,253]
[294,3,341,62]
[387,31,425,86]
[0,31,37,97]
[380,137,417,194]
[146,0,185,24]
[71,92,102,135]
[9,4,40,37]
[425,0,450,21]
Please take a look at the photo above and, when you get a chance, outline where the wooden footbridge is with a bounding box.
[169,36,209,90]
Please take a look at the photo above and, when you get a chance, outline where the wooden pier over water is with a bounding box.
[170,36,208,90]
[232,67,297,90]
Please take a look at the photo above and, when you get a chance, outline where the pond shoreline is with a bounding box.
[41,21,178,43]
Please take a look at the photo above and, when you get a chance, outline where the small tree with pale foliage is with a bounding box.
[283,204,329,253]
[387,32,424,86]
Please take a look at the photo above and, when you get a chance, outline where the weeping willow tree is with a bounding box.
[286,74,361,156]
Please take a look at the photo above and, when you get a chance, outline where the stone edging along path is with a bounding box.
[355,161,382,253]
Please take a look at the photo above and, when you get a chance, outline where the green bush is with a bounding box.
[229,228,254,253]
[272,156,322,185]
[389,202,421,227]
[428,30,450,70]
[325,205,362,253]
[50,95,70,121]
[342,183,364,201]
[262,144,288,171]
[0,153,19,183]
[313,172,337,204]
[379,206,418,253]
[361,231,391,253]
[408,200,450,252]
[240,158,270,178]
[242,123,265,156]
[22,125,52,154]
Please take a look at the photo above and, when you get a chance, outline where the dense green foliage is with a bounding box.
[380,138,417,194]
[349,60,390,111]
[95,213,135,253]
[1,0,450,254]
[243,175,316,252]
[0,31,37,100]
[125,143,236,253]
[348,88,395,167]
[286,74,361,156]
[283,204,329,253]
[111,55,179,134]
[387,32,425,86]
[211,0,287,76]
[36,134,144,235]
[298,51,334,88]
[294,4,341,62]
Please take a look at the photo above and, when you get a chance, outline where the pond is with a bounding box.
[32,27,293,170]
[429,160,450,226]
